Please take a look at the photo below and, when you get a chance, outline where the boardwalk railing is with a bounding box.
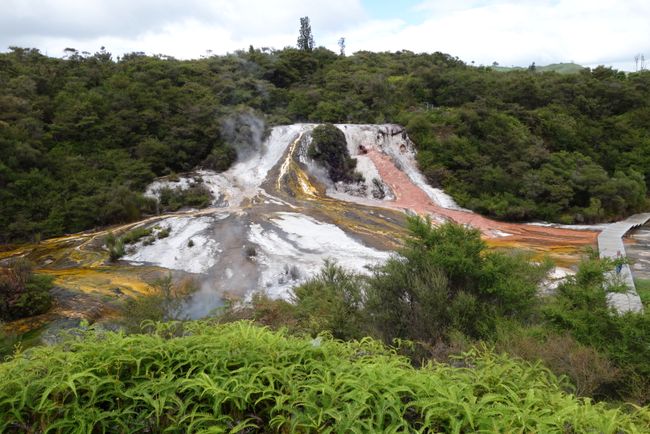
[597,213,650,314]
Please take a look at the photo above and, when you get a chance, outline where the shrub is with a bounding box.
[365,217,550,344]
[119,275,197,333]
[108,238,125,262]
[10,274,55,319]
[0,322,648,432]
[291,260,366,340]
[544,257,650,403]
[157,226,171,239]
[106,226,167,261]
[158,183,212,212]
[494,325,620,398]
[121,226,153,245]
[217,292,300,331]
[309,124,363,183]
[104,232,116,249]
[0,259,53,321]
[202,145,237,172]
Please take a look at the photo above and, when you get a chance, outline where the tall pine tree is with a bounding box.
[297,16,315,51]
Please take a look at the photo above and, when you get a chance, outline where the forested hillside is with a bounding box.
[2,46,650,242]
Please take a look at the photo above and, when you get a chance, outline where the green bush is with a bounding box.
[119,275,196,333]
[309,124,363,183]
[108,238,125,262]
[544,257,650,403]
[494,323,621,398]
[217,292,300,331]
[1,321,647,432]
[11,274,55,318]
[366,217,550,343]
[121,226,153,245]
[156,226,171,239]
[106,227,155,262]
[158,183,212,212]
[0,259,53,321]
[291,260,366,340]
[202,145,237,172]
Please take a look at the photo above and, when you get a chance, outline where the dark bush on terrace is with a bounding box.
[202,145,237,172]
[158,183,213,212]
[309,124,363,183]
[0,321,648,432]
[0,258,53,321]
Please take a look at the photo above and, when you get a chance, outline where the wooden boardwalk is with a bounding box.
[597,213,650,313]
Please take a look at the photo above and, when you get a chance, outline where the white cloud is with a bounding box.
[1,0,365,57]
[344,0,650,70]
[1,0,648,70]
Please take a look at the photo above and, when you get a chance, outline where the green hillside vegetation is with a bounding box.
[491,62,585,74]
[1,321,648,433]
[2,47,650,241]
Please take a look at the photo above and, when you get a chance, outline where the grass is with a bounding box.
[0,321,648,433]
[106,226,162,261]
[121,227,153,245]
[634,278,650,308]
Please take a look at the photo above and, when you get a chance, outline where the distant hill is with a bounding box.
[491,62,585,74]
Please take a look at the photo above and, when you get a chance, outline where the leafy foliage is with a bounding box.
[291,260,366,340]
[119,275,197,333]
[401,81,650,223]
[120,226,153,245]
[0,48,247,242]
[0,258,53,320]
[157,183,212,212]
[2,47,649,242]
[308,123,362,183]
[543,257,650,402]
[0,321,648,433]
[366,217,550,343]
[494,325,621,399]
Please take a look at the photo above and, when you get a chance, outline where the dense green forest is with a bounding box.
[2,46,650,242]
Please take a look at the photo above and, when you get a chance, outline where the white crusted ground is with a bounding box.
[131,124,648,314]
[248,212,390,299]
[123,215,223,274]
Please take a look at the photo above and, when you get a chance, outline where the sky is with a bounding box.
[1,0,649,70]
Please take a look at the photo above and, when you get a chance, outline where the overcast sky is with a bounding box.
[2,0,648,70]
